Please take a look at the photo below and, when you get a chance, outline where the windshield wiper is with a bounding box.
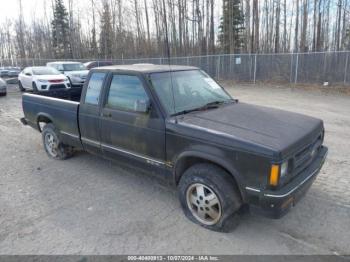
[173,100,234,116]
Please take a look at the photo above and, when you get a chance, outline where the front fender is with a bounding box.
[174,147,247,201]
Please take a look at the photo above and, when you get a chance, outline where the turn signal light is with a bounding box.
[269,165,280,186]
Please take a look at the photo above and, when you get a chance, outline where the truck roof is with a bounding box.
[94,64,198,73]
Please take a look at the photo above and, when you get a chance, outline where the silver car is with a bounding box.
[0,78,7,96]
[0,68,9,77]
[46,62,89,87]
[8,68,21,77]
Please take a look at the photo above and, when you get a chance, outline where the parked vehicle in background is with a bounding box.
[0,67,21,78]
[8,67,21,77]
[18,67,71,92]
[84,61,114,70]
[21,64,328,232]
[0,68,9,77]
[47,62,89,87]
[0,78,7,96]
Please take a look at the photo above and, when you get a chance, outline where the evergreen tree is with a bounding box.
[218,0,245,54]
[51,0,71,59]
[99,2,113,59]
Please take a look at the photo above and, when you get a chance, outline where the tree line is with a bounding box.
[0,0,349,61]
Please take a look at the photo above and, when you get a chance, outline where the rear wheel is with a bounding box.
[42,123,74,160]
[18,81,25,92]
[178,163,242,232]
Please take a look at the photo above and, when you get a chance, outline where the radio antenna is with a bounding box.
[162,0,177,121]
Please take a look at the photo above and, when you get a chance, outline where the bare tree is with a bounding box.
[295,0,300,52]
[16,0,26,59]
[275,0,281,53]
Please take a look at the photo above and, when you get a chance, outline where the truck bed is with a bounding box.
[25,87,82,102]
[22,92,82,148]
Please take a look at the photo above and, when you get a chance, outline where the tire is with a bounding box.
[42,123,74,160]
[32,82,38,93]
[18,81,25,92]
[67,77,73,87]
[178,163,242,232]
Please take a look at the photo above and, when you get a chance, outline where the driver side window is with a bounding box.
[106,74,149,112]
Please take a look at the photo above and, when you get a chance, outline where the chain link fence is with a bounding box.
[1,51,349,85]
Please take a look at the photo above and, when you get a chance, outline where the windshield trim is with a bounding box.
[170,99,236,117]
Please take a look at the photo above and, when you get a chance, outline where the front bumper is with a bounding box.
[37,82,70,91]
[248,146,328,218]
[70,77,86,86]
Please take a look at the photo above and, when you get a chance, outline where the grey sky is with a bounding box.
[0,0,45,23]
[0,0,223,26]
[0,0,88,24]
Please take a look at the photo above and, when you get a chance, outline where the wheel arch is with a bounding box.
[36,113,53,132]
[174,151,247,201]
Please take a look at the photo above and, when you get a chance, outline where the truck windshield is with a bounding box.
[63,63,86,71]
[150,70,232,115]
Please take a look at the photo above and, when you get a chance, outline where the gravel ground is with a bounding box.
[0,83,349,255]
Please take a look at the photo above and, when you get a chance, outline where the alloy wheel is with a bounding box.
[44,133,58,157]
[186,183,222,225]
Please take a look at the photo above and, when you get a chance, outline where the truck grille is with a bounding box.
[50,84,66,90]
[293,133,323,176]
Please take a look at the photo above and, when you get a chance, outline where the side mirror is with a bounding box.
[135,99,151,113]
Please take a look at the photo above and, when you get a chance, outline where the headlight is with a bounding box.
[38,79,48,83]
[280,161,289,178]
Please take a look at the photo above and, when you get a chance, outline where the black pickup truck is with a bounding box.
[21,64,328,231]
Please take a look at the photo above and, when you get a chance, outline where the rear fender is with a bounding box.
[36,113,54,132]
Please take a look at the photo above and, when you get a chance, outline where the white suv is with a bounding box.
[18,67,70,92]
[47,62,89,87]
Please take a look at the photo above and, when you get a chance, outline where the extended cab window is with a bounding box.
[106,75,148,112]
[85,73,106,105]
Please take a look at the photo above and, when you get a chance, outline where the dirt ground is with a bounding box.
[0,83,349,255]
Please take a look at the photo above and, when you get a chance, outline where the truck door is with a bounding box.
[79,72,107,155]
[99,73,166,167]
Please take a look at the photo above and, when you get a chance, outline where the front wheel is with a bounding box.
[32,82,38,93]
[178,163,242,232]
[18,81,25,92]
[42,123,74,160]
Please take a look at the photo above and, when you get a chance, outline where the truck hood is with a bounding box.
[176,102,323,159]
